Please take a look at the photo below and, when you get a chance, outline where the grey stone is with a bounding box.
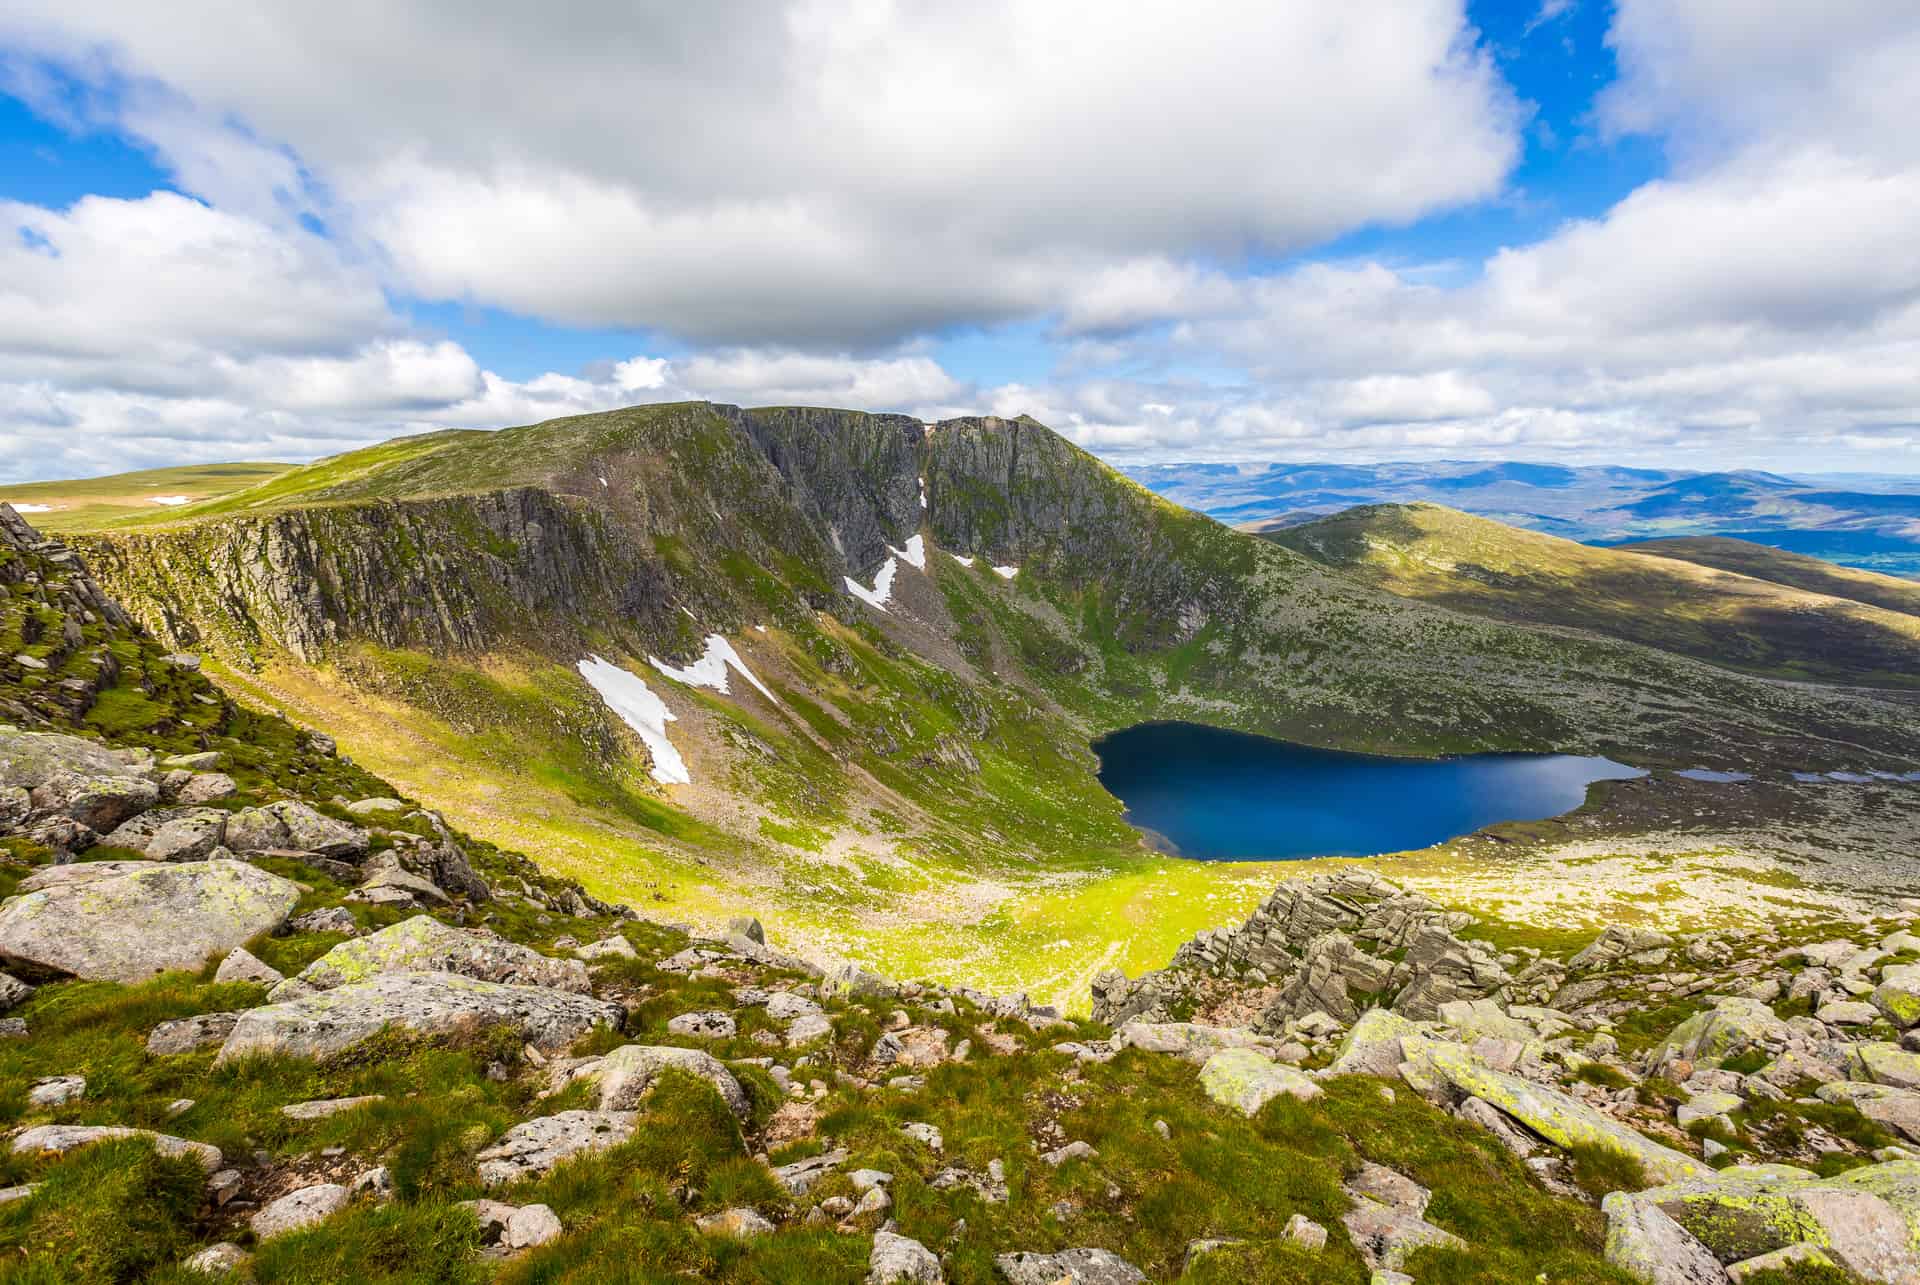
[1198,1048,1322,1115]
[183,1242,249,1275]
[696,1208,775,1238]
[0,859,299,982]
[250,1183,349,1240]
[577,934,637,961]
[1042,1141,1098,1167]
[773,1148,849,1195]
[505,1203,563,1249]
[11,1123,221,1171]
[288,906,359,936]
[27,1075,84,1108]
[475,1110,637,1185]
[667,1010,737,1039]
[868,1229,943,1283]
[1285,1213,1328,1250]
[148,1011,239,1055]
[0,971,34,1013]
[1602,1191,1731,1284]
[560,1044,750,1118]
[993,1248,1147,1284]
[217,971,623,1064]
[176,773,238,805]
[268,915,590,1000]
[214,947,284,987]
[281,1094,385,1120]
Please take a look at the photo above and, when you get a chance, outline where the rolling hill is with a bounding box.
[0,462,292,532]
[1264,503,1920,691]
[1619,535,1920,619]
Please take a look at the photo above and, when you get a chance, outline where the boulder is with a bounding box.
[1326,1008,1426,1078]
[666,1011,737,1039]
[268,915,590,1000]
[11,1124,222,1171]
[1115,1021,1278,1064]
[1602,1191,1731,1284]
[1573,926,1676,972]
[0,970,33,1013]
[1874,966,1920,1029]
[215,971,623,1064]
[147,1012,240,1056]
[993,1248,1147,1284]
[1423,1041,1706,1183]
[1342,1190,1465,1274]
[1655,999,1791,1070]
[265,801,368,858]
[559,1044,751,1119]
[281,1095,385,1120]
[213,947,284,987]
[1198,1048,1322,1115]
[28,1075,85,1108]
[1852,1043,1920,1091]
[505,1204,563,1250]
[869,1229,943,1283]
[1818,1082,1920,1143]
[183,1242,249,1274]
[475,1110,638,1185]
[250,1183,349,1240]
[0,860,300,983]
[0,730,160,832]
[102,807,228,860]
[176,773,238,805]
[772,1148,849,1195]
[696,1208,775,1239]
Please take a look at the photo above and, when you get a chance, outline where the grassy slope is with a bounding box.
[1621,534,1920,618]
[0,463,290,532]
[1268,502,1920,689]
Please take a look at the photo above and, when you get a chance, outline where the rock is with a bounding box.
[1342,1194,1465,1274]
[1347,1162,1430,1216]
[0,1017,25,1038]
[505,1203,564,1250]
[931,1160,1010,1204]
[475,1110,638,1185]
[0,730,161,832]
[281,1094,385,1120]
[183,1243,250,1275]
[222,807,291,853]
[1676,1092,1744,1129]
[0,1184,37,1206]
[773,1148,849,1195]
[1623,1163,1920,1272]
[1437,998,1535,1044]
[344,797,406,816]
[1116,1021,1277,1064]
[102,806,229,861]
[728,916,766,945]
[993,1248,1148,1284]
[0,970,33,1012]
[821,962,897,1001]
[1457,1095,1539,1158]
[1423,1041,1706,1183]
[696,1208,775,1239]
[27,1075,85,1108]
[667,1010,737,1039]
[1285,1213,1328,1250]
[268,915,591,1000]
[1656,998,1791,1070]
[1326,1008,1426,1078]
[765,991,824,1021]
[902,1122,944,1152]
[176,773,237,805]
[1853,1043,1920,1090]
[1198,1047,1323,1115]
[1816,1000,1881,1027]
[350,1165,393,1200]
[250,1183,349,1240]
[288,907,359,936]
[1818,1083,1920,1142]
[217,971,623,1064]
[577,934,637,961]
[561,1044,751,1119]
[1572,926,1675,971]
[10,1123,222,1171]
[349,855,451,909]
[147,1012,240,1055]
[266,801,368,858]
[869,1228,943,1283]
[1726,1245,1837,1282]
[1602,1191,1731,1284]
[461,1198,519,1243]
[0,859,299,982]
[1043,1141,1098,1167]
[1873,965,1920,1029]
[214,947,284,987]
[787,1013,834,1045]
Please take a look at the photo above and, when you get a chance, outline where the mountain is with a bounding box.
[1264,503,1920,690]
[1129,459,1920,577]
[40,402,1920,1008]
[1620,536,1920,620]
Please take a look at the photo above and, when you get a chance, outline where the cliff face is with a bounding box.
[0,503,133,725]
[76,488,669,664]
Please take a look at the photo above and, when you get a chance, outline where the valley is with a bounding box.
[30,402,1920,1012]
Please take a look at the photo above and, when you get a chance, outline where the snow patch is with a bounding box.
[149,495,192,506]
[13,503,52,513]
[844,558,898,610]
[949,553,975,567]
[993,564,1019,579]
[649,634,778,704]
[918,477,927,509]
[598,476,608,487]
[892,533,926,570]
[576,656,690,785]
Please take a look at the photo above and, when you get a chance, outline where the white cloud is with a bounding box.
[2,1,1520,344]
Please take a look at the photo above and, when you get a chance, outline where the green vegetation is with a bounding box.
[0,463,289,533]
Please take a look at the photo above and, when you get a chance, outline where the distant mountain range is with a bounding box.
[1124,461,1920,577]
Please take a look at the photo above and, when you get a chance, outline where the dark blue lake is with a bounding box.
[1093,722,1645,861]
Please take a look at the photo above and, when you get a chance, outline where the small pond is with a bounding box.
[1093,721,1645,861]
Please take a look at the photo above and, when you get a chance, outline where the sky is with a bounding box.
[1,1,1918,482]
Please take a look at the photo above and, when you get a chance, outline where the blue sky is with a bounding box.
[1,1,1917,481]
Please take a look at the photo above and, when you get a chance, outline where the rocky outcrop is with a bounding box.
[0,859,300,982]
[215,971,623,1063]
[474,1110,638,1186]
[268,915,590,1000]
[1093,872,1512,1030]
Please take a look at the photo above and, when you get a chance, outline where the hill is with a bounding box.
[0,463,291,533]
[1264,502,1920,690]
[1128,459,1920,576]
[29,402,1920,1009]
[1620,535,1920,619]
